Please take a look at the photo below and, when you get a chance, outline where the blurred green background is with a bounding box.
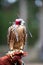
[0,0,39,47]
[0,0,43,62]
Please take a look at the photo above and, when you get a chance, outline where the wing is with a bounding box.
[7,26,15,50]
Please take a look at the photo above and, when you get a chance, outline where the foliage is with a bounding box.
[0,1,19,45]
[27,0,39,47]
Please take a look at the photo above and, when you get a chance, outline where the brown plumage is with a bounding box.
[7,25,27,50]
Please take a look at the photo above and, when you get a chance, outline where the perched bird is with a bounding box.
[7,19,27,51]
